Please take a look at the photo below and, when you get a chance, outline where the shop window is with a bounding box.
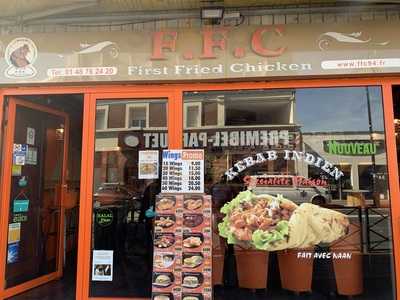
[183,86,394,300]
[90,98,167,298]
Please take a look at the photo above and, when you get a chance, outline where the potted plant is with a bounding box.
[277,247,315,293]
[331,223,363,296]
[234,246,269,289]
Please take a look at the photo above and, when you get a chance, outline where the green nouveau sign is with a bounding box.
[323,140,385,156]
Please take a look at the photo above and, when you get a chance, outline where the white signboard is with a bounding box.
[138,150,159,179]
[161,150,204,193]
[26,127,35,145]
[92,250,113,281]
[13,144,27,166]
[26,147,38,165]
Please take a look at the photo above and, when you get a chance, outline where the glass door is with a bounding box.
[82,93,178,299]
[0,97,68,298]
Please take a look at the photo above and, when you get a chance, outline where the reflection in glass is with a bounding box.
[90,99,167,298]
[184,87,394,300]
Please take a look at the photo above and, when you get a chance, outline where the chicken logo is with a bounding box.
[5,37,37,78]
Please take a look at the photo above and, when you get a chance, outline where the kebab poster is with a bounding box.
[152,194,212,300]
[218,190,350,251]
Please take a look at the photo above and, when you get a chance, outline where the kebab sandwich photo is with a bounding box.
[218,190,350,250]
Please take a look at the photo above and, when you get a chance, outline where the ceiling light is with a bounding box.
[201,7,224,19]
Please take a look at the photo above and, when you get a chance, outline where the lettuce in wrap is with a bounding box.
[218,191,296,250]
[218,191,350,251]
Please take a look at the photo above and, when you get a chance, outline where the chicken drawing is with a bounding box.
[10,44,31,68]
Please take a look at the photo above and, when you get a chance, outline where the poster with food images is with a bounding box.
[152,194,182,300]
[152,194,212,300]
[218,190,350,251]
[92,250,113,281]
[139,150,159,179]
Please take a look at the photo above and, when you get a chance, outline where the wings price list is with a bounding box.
[161,160,183,193]
[152,194,212,300]
[161,150,204,194]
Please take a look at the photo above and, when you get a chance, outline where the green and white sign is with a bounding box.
[323,140,385,156]
[95,209,114,227]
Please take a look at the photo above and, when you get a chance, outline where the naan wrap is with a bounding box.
[218,191,349,251]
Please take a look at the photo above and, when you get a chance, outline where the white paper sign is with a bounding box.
[13,144,27,166]
[138,150,159,179]
[26,127,35,145]
[26,147,38,165]
[92,250,113,281]
[161,150,204,193]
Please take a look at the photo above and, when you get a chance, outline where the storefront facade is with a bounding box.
[0,4,400,300]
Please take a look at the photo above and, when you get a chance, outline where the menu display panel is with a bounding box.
[152,194,212,300]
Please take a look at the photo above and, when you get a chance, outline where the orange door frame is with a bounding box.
[0,97,69,299]
[0,77,398,300]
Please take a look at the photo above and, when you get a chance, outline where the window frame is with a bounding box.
[184,101,202,129]
[95,105,108,130]
[125,102,149,129]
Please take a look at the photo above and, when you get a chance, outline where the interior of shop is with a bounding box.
[5,94,83,300]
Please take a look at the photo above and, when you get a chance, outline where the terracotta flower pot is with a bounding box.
[212,253,225,286]
[278,248,314,292]
[212,214,226,286]
[332,251,363,296]
[331,223,363,296]
[212,236,226,286]
[234,247,269,289]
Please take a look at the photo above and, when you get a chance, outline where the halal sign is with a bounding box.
[96,209,114,227]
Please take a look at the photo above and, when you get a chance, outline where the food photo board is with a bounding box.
[218,190,350,251]
[152,194,212,300]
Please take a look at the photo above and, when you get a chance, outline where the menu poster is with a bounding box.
[92,250,113,281]
[152,194,212,300]
[152,194,183,300]
[181,194,212,300]
[139,150,159,179]
[161,150,204,194]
